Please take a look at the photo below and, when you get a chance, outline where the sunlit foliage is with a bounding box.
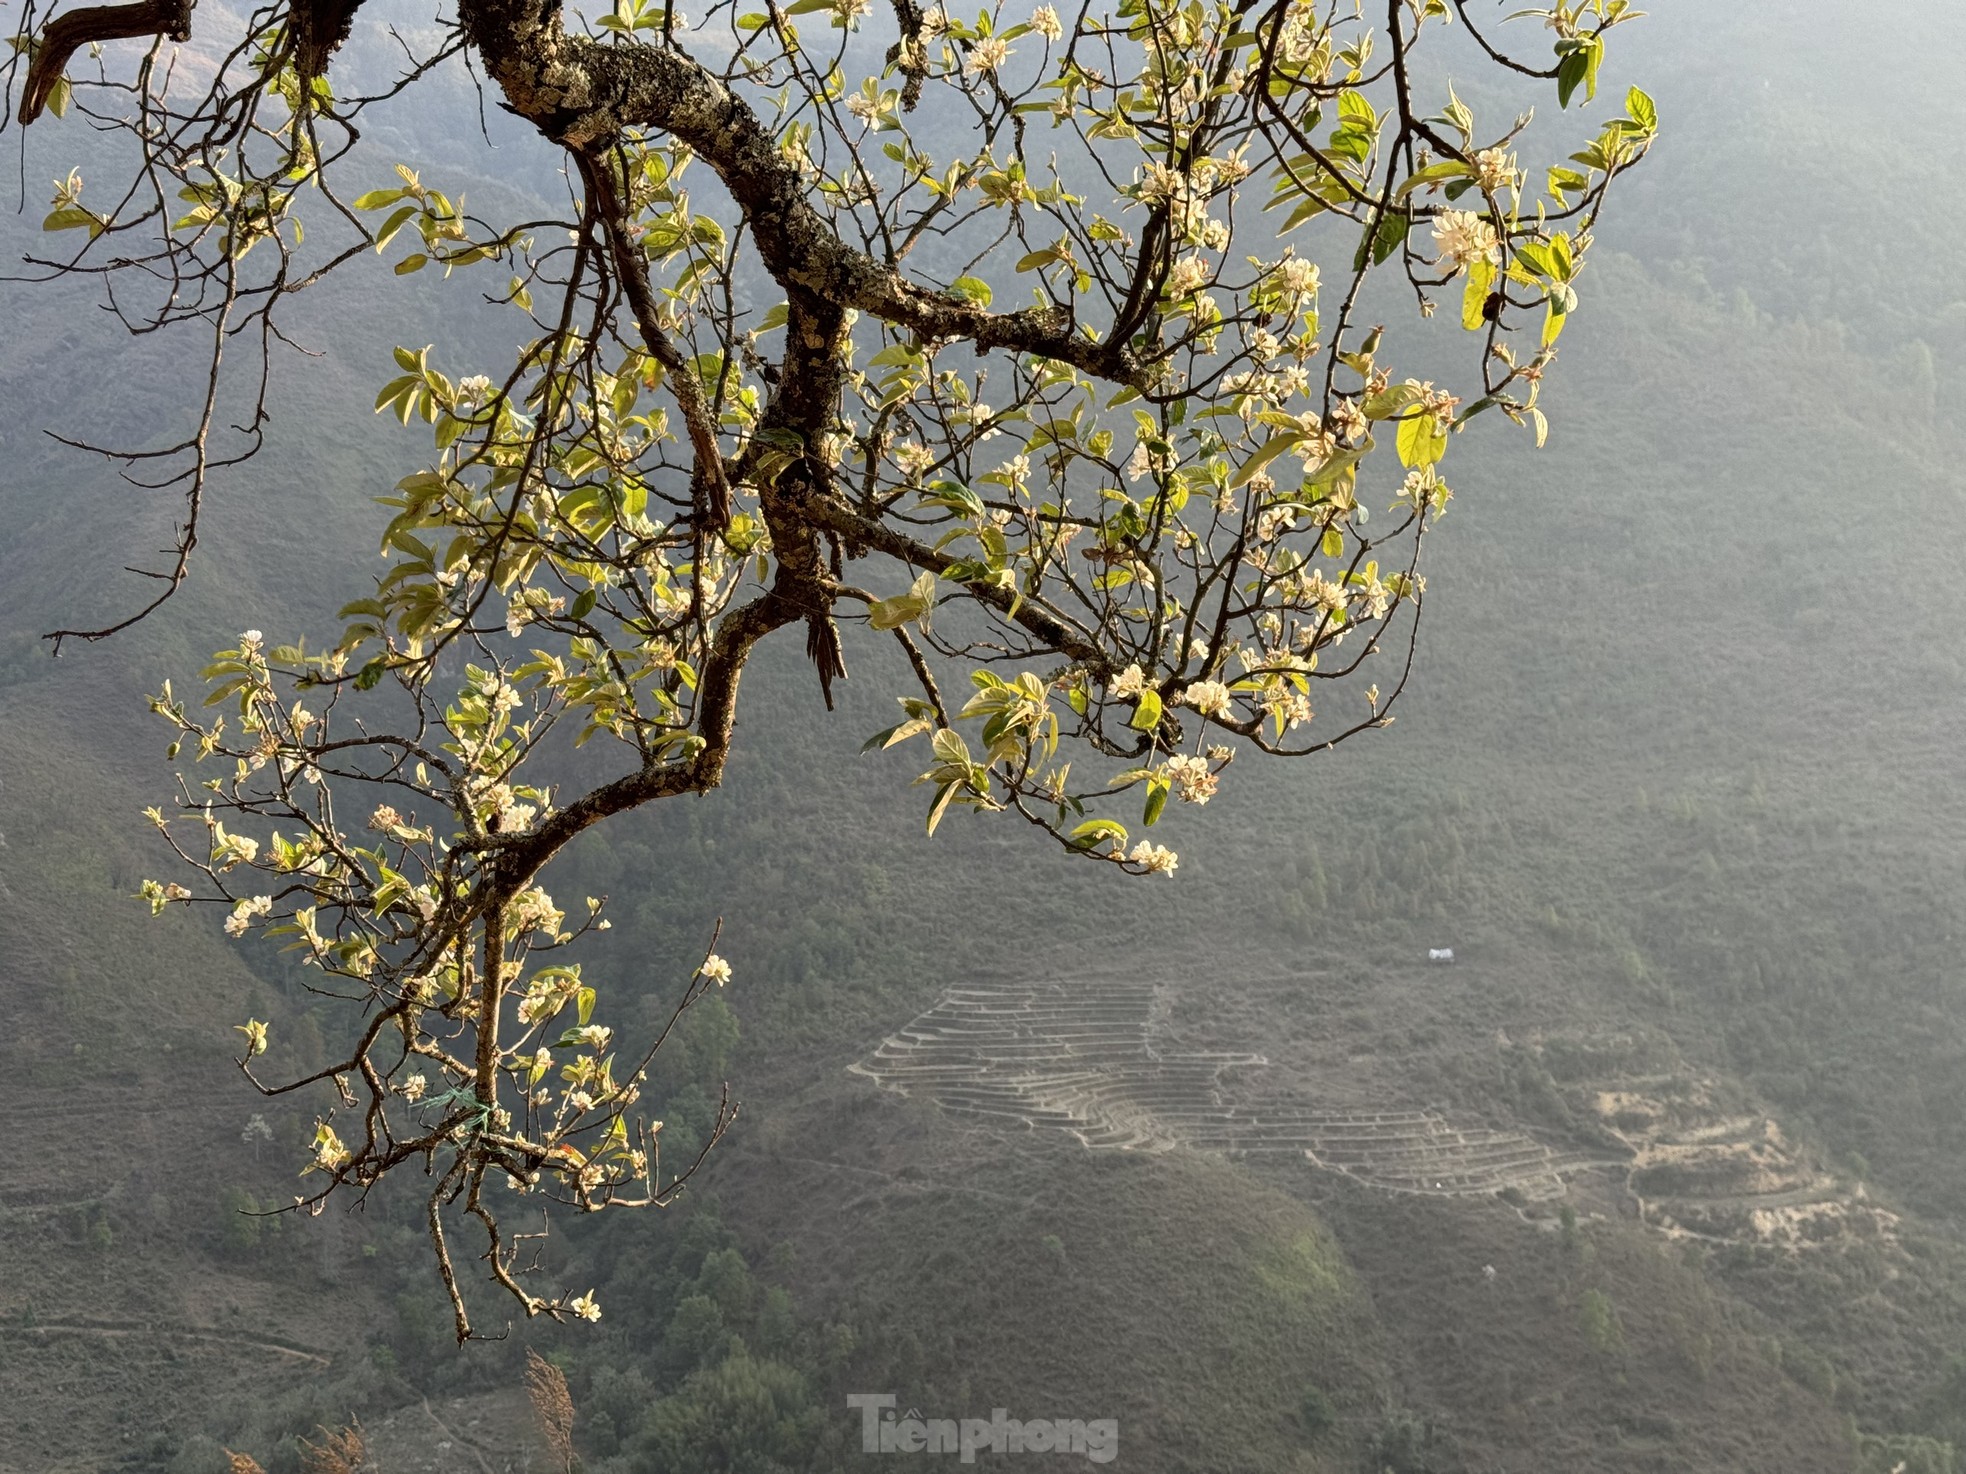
[12,0,1649,1335]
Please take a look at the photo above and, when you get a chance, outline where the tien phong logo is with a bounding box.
[848,1393,1119,1464]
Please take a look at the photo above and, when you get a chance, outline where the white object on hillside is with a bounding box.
[1428,948,1456,963]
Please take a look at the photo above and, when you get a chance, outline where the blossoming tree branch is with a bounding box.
[11,0,1650,1336]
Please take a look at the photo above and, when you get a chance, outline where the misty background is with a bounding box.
[1,2,1964,1470]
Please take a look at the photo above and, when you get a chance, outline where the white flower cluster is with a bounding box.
[456,374,496,410]
[1473,147,1517,194]
[1125,441,1173,482]
[509,887,564,940]
[1302,569,1348,617]
[1223,366,1316,413]
[1270,256,1320,296]
[1432,210,1500,272]
[506,588,566,637]
[1328,397,1368,443]
[1164,256,1212,298]
[1182,680,1234,717]
[1133,156,1246,247]
[519,968,578,1025]
[966,35,1011,74]
[472,779,538,831]
[1258,686,1313,730]
[1398,466,1453,514]
[1165,753,1218,805]
[1276,0,1323,63]
[223,894,273,937]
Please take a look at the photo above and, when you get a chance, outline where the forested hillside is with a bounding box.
[2,3,1964,1471]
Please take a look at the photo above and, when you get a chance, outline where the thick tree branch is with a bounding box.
[18,0,191,123]
[293,0,367,81]
[455,0,1147,385]
[479,586,794,895]
[804,494,1108,667]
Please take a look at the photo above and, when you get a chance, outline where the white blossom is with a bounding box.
[995,453,1031,485]
[1304,569,1348,616]
[1135,162,1191,207]
[1261,686,1314,730]
[1182,680,1233,717]
[1473,147,1517,194]
[1165,753,1219,805]
[1271,256,1319,295]
[223,895,273,938]
[1165,256,1211,297]
[1358,573,1393,621]
[1432,209,1500,271]
[965,35,1011,74]
[510,887,564,939]
[1328,397,1368,443]
[1256,505,1297,543]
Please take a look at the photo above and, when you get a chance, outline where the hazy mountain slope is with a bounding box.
[3,2,1965,1471]
[0,83,566,1470]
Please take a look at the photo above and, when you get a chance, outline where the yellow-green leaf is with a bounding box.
[1462,257,1496,331]
[1230,432,1302,488]
[1395,413,1447,468]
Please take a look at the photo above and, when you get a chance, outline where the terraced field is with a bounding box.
[851,979,1606,1201]
[1588,1078,1898,1248]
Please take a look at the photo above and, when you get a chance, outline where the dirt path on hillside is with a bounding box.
[2,1316,331,1365]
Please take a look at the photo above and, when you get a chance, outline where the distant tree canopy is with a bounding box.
[11,0,1649,1336]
